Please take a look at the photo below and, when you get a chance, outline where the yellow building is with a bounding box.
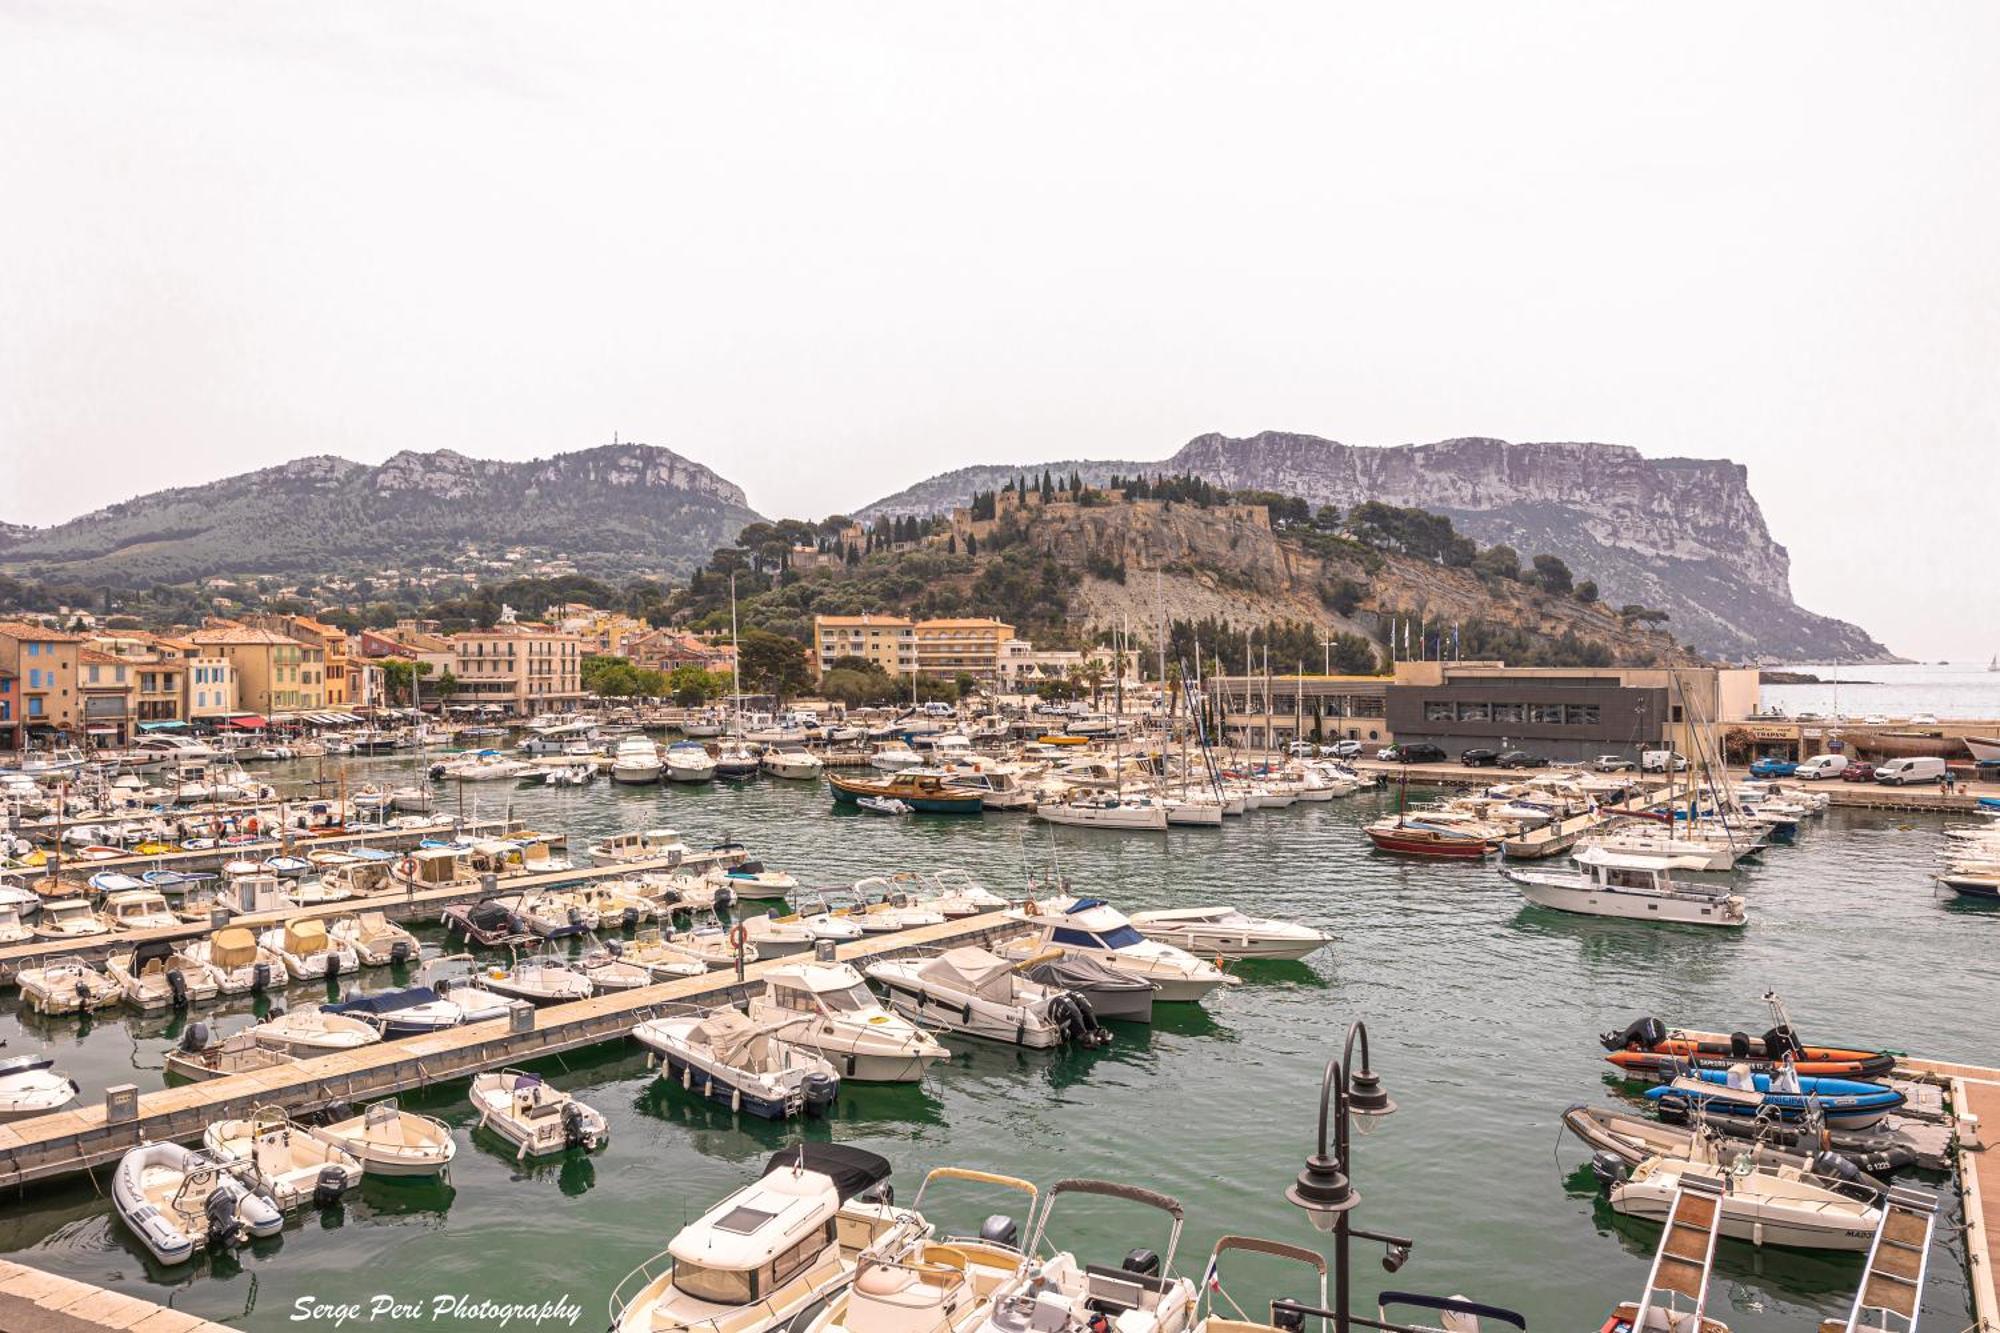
[76,648,138,745]
[912,618,1015,681]
[0,621,88,747]
[246,614,352,707]
[190,625,326,719]
[811,614,1016,683]
[812,614,916,678]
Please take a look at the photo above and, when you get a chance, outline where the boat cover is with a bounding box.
[763,1142,892,1201]
[327,987,442,1016]
[132,939,175,971]
[466,901,514,932]
[918,947,1017,1001]
[211,927,258,969]
[355,911,392,935]
[284,919,328,955]
[1024,953,1153,994]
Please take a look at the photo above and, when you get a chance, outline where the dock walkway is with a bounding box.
[0,1257,235,1331]
[1897,1057,1999,1333]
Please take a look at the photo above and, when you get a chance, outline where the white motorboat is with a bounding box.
[858,796,912,816]
[16,958,123,1013]
[1607,1152,1881,1251]
[1127,906,1329,962]
[251,1007,383,1056]
[578,947,657,993]
[429,971,514,1022]
[469,1069,608,1158]
[868,946,1110,1049]
[611,737,664,785]
[564,881,659,930]
[665,923,760,970]
[664,741,718,782]
[310,1101,457,1177]
[106,939,223,1010]
[1598,1169,1729,1333]
[868,741,922,772]
[288,875,356,907]
[919,867,1008,917]
[590,828,690,866]
[1035,793,1169,831]
[183,926,284,994]
[738,907,865,958]
[1188,1234,1329,1333]
[324,983,468,1036]
[1004,897,1241,1002]
[480,954,594,1005]
[35,897,111,940]
[166,1024,301,1083]
[843,878,948,933]
[113,1142,282,1265]
[260,918,361,980]
[328,910,421,966]
[631,1007,842,1120]
[0,1054,80,1122]
[1504,847,1747,927]
[98,888,181,931]
[203,1107,363,1210]
[0,904,33,944]
[618,928,724,981]
[747,960,950,1082]
[762,748,825,780]
[447,751,536,782]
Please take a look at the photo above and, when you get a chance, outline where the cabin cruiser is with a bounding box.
[16,958,123,1014]
[1126,906,1329,962]
[961,1177,1197,1333]
[1019,952,1157,1024]
[251,1007,383,1056]
[107,939,222,1009]
[714,741,762,780]
[324,984,468,1037]
[203,1108,363,1211]
[310,1101,457,1177]
[1504,847,1747,927]
[762,747,825,780]
[611,737,665,785]
[0,904,30,944]
[868,946,1110,1049]
[609,1144,914,1333]
[261,919,360,980]
[632,1006,841,1120]
[665,741,718,782]
[35,897,111,940]
[747,960,951,1082]
[469,1069,608,1158]
[1003,897,1240,1002]
[443,750,536,782]
[0,1054,81,1122]
[590,828,690,867]
[113,1142,282,1265]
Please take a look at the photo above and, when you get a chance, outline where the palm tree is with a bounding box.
[1163,662,1183,723]
[1080,661,1107,708]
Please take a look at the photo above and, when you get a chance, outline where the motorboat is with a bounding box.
[1019,951,1157,1024]
[669,923,760,969]
[219,871,299,916]
[107,939,222,1010]
[962,1176,1197,1333]
[1187,1234,1329,1333]
[577,945,657,993]
[1559,1104,1892,1189]
[1648,1067,1906,1131]
[738,907,865,958]
[496,889,597,939]
[665,741,718,782]
[636,869,735,914]
[714,741,762,780]
[203,1107,363,1211]
[868,740,923,772]
[442,898,531,947]
[1004,897,1240,1002]
[830,771,982,814]
[608,1144,913,1333]
[1035,793,1170,831]
[480,954,594,1005]
[631,1007,841,1120]
[706,858,800,905]
[112,1142,282,1265]
[1596,1170,1729,1333]
[747,960,951,1082]
[469,1069,608,1158]
[1599,1003,1894,1081]
[96,888,184,932]
[185,925,284,994]
[0,1054,80,1122]
[328,910,421,966]
[590,828,690,866]
[288,875,355,907]
[763,748,824,780]
[16,958,123,1014]
[324,984,467,1036]
[166,1024,300,1083]
[1504,848,1747,927]
[0,904,33,944]
[35,897,111,940]
[618,930,723,981]
[1127,906,1328,961]
[444,750,536,782]
[429,970,515,1022]
[1600,1151,1883,1251]
[859,796,912,816]
[564,881,659,930]
[541,762,597,788]
[611,737,665,785]
[310,1101,457,1177]
[261,918,360,981]
[919,867,1009,917]
[251,1006,383,1056]
[868,946,1110,1049]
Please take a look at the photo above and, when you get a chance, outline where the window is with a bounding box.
[1492,703,1524,724]
[1456,701,1490,722]
[1530,703,1565,725]
[1565,705,1599,726]
[673,1262,757,1305]
[86,665,100,684]
[28,697,43,717]
[770,1233,824,1286]
[25,643,38,657]
[1424,702,1454,722]
[27,669,41,689]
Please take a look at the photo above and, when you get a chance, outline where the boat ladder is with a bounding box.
[1825,1185,1939,1333]
[1633,1171,1725,1333]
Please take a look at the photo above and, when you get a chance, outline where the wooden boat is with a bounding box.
[469,1069,608,1158]
[310,1101,457,1177]
[1818,1186,1940,1333]
[1364,812,1498,858]
[1597,1171,1728,1333]
[830,771,983,814]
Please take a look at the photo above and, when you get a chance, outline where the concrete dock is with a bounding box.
[26,817,527,877]
[0,911,1015,1190]
[0,1258,237,1331]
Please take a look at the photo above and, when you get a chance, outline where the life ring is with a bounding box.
[245,816,260,836]
[1022,900,1041,917]
[398,857,415,878]
[728,924,749,952]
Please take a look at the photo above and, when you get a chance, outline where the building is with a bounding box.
[811,614,1016,684]
[994,642,1129,695]
[1381,662,1760,761]
[1208,674,1392,748]
[189,625,326,720]
[167,639,238,722]
[0,669,15,751]
[626,628,736,677]
[0,621,88,748]
[245,615,352,707]
[449,622,584,714]
[75,648,137,746]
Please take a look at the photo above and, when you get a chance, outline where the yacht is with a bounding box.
[1504,847,1748,927]
[608,1145,916,1333]
[746,960,951,1082]
[1126,906,1329,961]
[868,946,1110,1049]
[1035,792,1170,831]
[630,1007,840,1120]
[1003,897,1240,1002]
[611,737,664,785]
[665,741,718,782]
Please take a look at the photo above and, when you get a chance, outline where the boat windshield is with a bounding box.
[1053,924,1144,950]
[823,983,877,1012]
[674,1261,758,1305]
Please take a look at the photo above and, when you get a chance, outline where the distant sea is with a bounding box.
[1761,661,2000,720]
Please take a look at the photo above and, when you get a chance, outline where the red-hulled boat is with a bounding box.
[1363,812,1499,859]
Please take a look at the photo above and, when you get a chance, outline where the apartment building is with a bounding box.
[812,615,916,678]
[189,625,326,718]
[912,618,1015,681]
[76,648,137,745]
[450,622,584,714]
[626,628,736,676]
[246,614,353,707]
[0,621,88,747]
[811,614,1016,683]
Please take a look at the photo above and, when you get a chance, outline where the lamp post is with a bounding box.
[1286,1021,1411,1333]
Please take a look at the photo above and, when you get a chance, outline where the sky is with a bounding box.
[2,3,1996,659]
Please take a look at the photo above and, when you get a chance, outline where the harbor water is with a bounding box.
[1760,660,2000,721]
[0,756,1989,1330]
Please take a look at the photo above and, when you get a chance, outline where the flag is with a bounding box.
[1203,1253,1220,1292]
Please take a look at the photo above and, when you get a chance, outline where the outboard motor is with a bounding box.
[801,1072,837,1118]
[1121,1249,1160,1278]
[166,969,189,1008]
[389,940,412,964]
[561,1102,589,1148]
[621,907,639,930]
[1589,1151,1630,1193]
[252,962,272,992]
[657,886,683,908]
[979,1214,1020,1250]
[1763,1025,1804,1060]
[604,939,624,957]
[73,979,90,1007]
[205,1182,246,1248]
[1810,1151,1868,1197]
[180,1021,211,1053]
[1599,1017,1666,1052]
[312,1165,347,1209]
[325,953,342,982]
[1729,1031,1752,1058]
[567,906,585,928]
[1270,1304,1308,1333]
[858,1180,894,1207]
[713,885,735,910]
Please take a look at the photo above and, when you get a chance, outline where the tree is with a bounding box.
[1080,661,1107,707]
[1576,579,1599,604]
[1530,554,1574,596]
[433,670,458,702]
[1473,545,1523,582]
[668,665,723,706]
[378,658,434,706]
[737,630,812,701]
[953,671,977,701]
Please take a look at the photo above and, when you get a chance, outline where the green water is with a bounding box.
[1,759,1989,1331]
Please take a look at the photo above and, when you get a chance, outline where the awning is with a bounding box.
[137,720,189,732]
[85,726,119,735]
[226,715,268,730]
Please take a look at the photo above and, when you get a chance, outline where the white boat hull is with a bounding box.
[1512,876,1746,927]
[1612,1178,1877,1251]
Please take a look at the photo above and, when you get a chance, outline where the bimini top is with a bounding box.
[763,1143,892,1202]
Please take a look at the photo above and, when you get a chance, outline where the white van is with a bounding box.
[1641,750,1688,773]
[1795,754,1849,780]
[1875,756,1947,786]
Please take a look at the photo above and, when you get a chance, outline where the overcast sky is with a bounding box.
[3,3,1995,658]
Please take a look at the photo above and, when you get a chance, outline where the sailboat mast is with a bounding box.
[729,572,742,731]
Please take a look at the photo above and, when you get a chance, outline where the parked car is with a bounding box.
[1794,754,1849,780]
[1376,746,1400,761]
[1840,762,1878,782]
[1287,741,1319,757]
[1749,757,1800,777]
[1459,748,1500,767]
[1875,756,1947,786]
[1908,713,1939,725]
[1641,750,1689,773]
[1591,755,1638,773]
[1497,750,1549,769]
[1384,743,1447,764]
[1324,740,1363,759]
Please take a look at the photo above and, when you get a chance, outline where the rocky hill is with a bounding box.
[858,431,1890,662]
[0,444,761,586]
